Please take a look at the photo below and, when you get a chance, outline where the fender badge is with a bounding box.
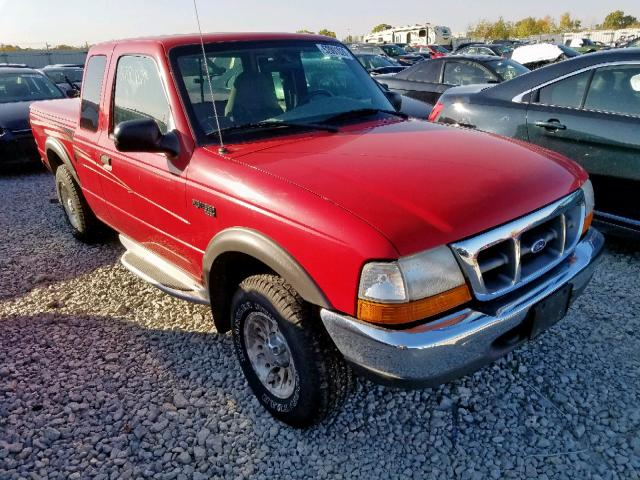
[192,199,216,218]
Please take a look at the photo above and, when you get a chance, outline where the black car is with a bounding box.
[378,44,424,66]
[0,67,66,168]
[431,49,640,235]
[354,53,405,76]
[40,64,83,97]
[376,55,529,106]
[455,43,514,58]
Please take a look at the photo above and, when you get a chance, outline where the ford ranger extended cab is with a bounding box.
[30,33,604,427]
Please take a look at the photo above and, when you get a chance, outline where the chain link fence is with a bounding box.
[0,50,87,68]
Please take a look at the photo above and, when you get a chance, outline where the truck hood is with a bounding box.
[232,119,586,256]
[0,101,32,131]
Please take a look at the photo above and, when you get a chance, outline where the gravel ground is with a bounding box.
[1,171,639,480]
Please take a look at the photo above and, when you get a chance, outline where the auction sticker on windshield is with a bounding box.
[316,44,352,60]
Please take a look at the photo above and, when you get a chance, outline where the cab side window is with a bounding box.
[584,65,640,117]
[535,71,590,109]
[80,55,107,131]
[112,55,172,134]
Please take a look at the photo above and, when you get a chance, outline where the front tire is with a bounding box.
[231,274,352,428]
[55,165,102,243]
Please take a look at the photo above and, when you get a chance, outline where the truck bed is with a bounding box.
[30,98,80,131]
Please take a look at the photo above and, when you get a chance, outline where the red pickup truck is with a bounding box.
[30,33,603,427]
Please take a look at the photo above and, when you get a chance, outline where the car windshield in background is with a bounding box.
[495,45,514,55]
[0,73,64,103]
[488,59,529,80]
[357,54,397,69]
[44,69,83,84]
[171,41,393,142]
[432,45,449,54]
[382,45,407,56]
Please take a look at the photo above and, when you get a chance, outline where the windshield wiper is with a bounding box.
[320,108,407,124]
[206,120,337,137]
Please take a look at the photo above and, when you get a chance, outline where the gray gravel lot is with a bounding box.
[1,171,639,480]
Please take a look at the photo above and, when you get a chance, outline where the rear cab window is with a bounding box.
[80,56,107,131]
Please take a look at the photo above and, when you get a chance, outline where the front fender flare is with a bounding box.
[203,228,331,309]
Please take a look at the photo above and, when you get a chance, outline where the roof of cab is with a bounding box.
[91,32,339,50]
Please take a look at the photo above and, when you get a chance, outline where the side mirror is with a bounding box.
[114,119,180,157]
[66,89,80,98]
[385,90,402,111]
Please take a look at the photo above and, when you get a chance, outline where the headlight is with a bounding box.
[357,246,471,325]
[581,179,594,235]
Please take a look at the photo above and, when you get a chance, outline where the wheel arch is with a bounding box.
[45,137,80,185]
[203,228,331,333]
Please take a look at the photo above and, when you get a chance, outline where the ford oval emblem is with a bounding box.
[532,238,547,254]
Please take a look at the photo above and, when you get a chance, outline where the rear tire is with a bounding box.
[55,165,102,243]
[231,274,353,428]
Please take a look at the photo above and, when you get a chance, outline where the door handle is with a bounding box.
[100,154,112,170]
[534,120,566,131]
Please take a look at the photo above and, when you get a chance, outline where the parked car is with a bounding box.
[512,43,580,69]
[455,43,514,59]
[354,53,405,75]
[30,33,602,427]
[40,64,83,97]
[414,44,449,59]
[566,38,606,54]
[0,66,66,168]
[378,44,424,66]
[376,55,529,106]
[618,37,640,49]
[345,43,389,57]
[430,48,640,235]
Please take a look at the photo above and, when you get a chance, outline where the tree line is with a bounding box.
[467,10,639,40]
[0,44,88,52]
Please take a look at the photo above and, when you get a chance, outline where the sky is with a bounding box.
[1,0,638,48]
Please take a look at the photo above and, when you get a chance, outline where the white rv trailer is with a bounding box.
[364,24,453,47]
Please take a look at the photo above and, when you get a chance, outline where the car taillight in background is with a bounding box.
[428,102,444,122]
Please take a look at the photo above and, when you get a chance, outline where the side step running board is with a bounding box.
[119,235,210,305]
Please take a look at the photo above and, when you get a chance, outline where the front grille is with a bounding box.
[451,190,585,301]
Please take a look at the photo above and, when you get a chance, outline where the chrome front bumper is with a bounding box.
[321,228,605,388]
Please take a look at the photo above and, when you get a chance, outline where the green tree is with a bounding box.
[601,10,638,29]
[296,29,315,34]
[0,44,24,52]
[318,29,337,38]
[558,12,581,32]
[371,23,392,33]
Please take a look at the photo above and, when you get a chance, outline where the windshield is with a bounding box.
[44,68,83,84]
[0,73,64,103]
[382,45,407,56]
[432,45,449,54]
[357,55,396,69]
[495,45,514,55]
[488,59,529,80]
[171,40,393,143]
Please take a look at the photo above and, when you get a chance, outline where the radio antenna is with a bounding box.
[192,0,227,154]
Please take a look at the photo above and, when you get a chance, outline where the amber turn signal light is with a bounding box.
[582,211,593,236]
[357,284,472,325]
